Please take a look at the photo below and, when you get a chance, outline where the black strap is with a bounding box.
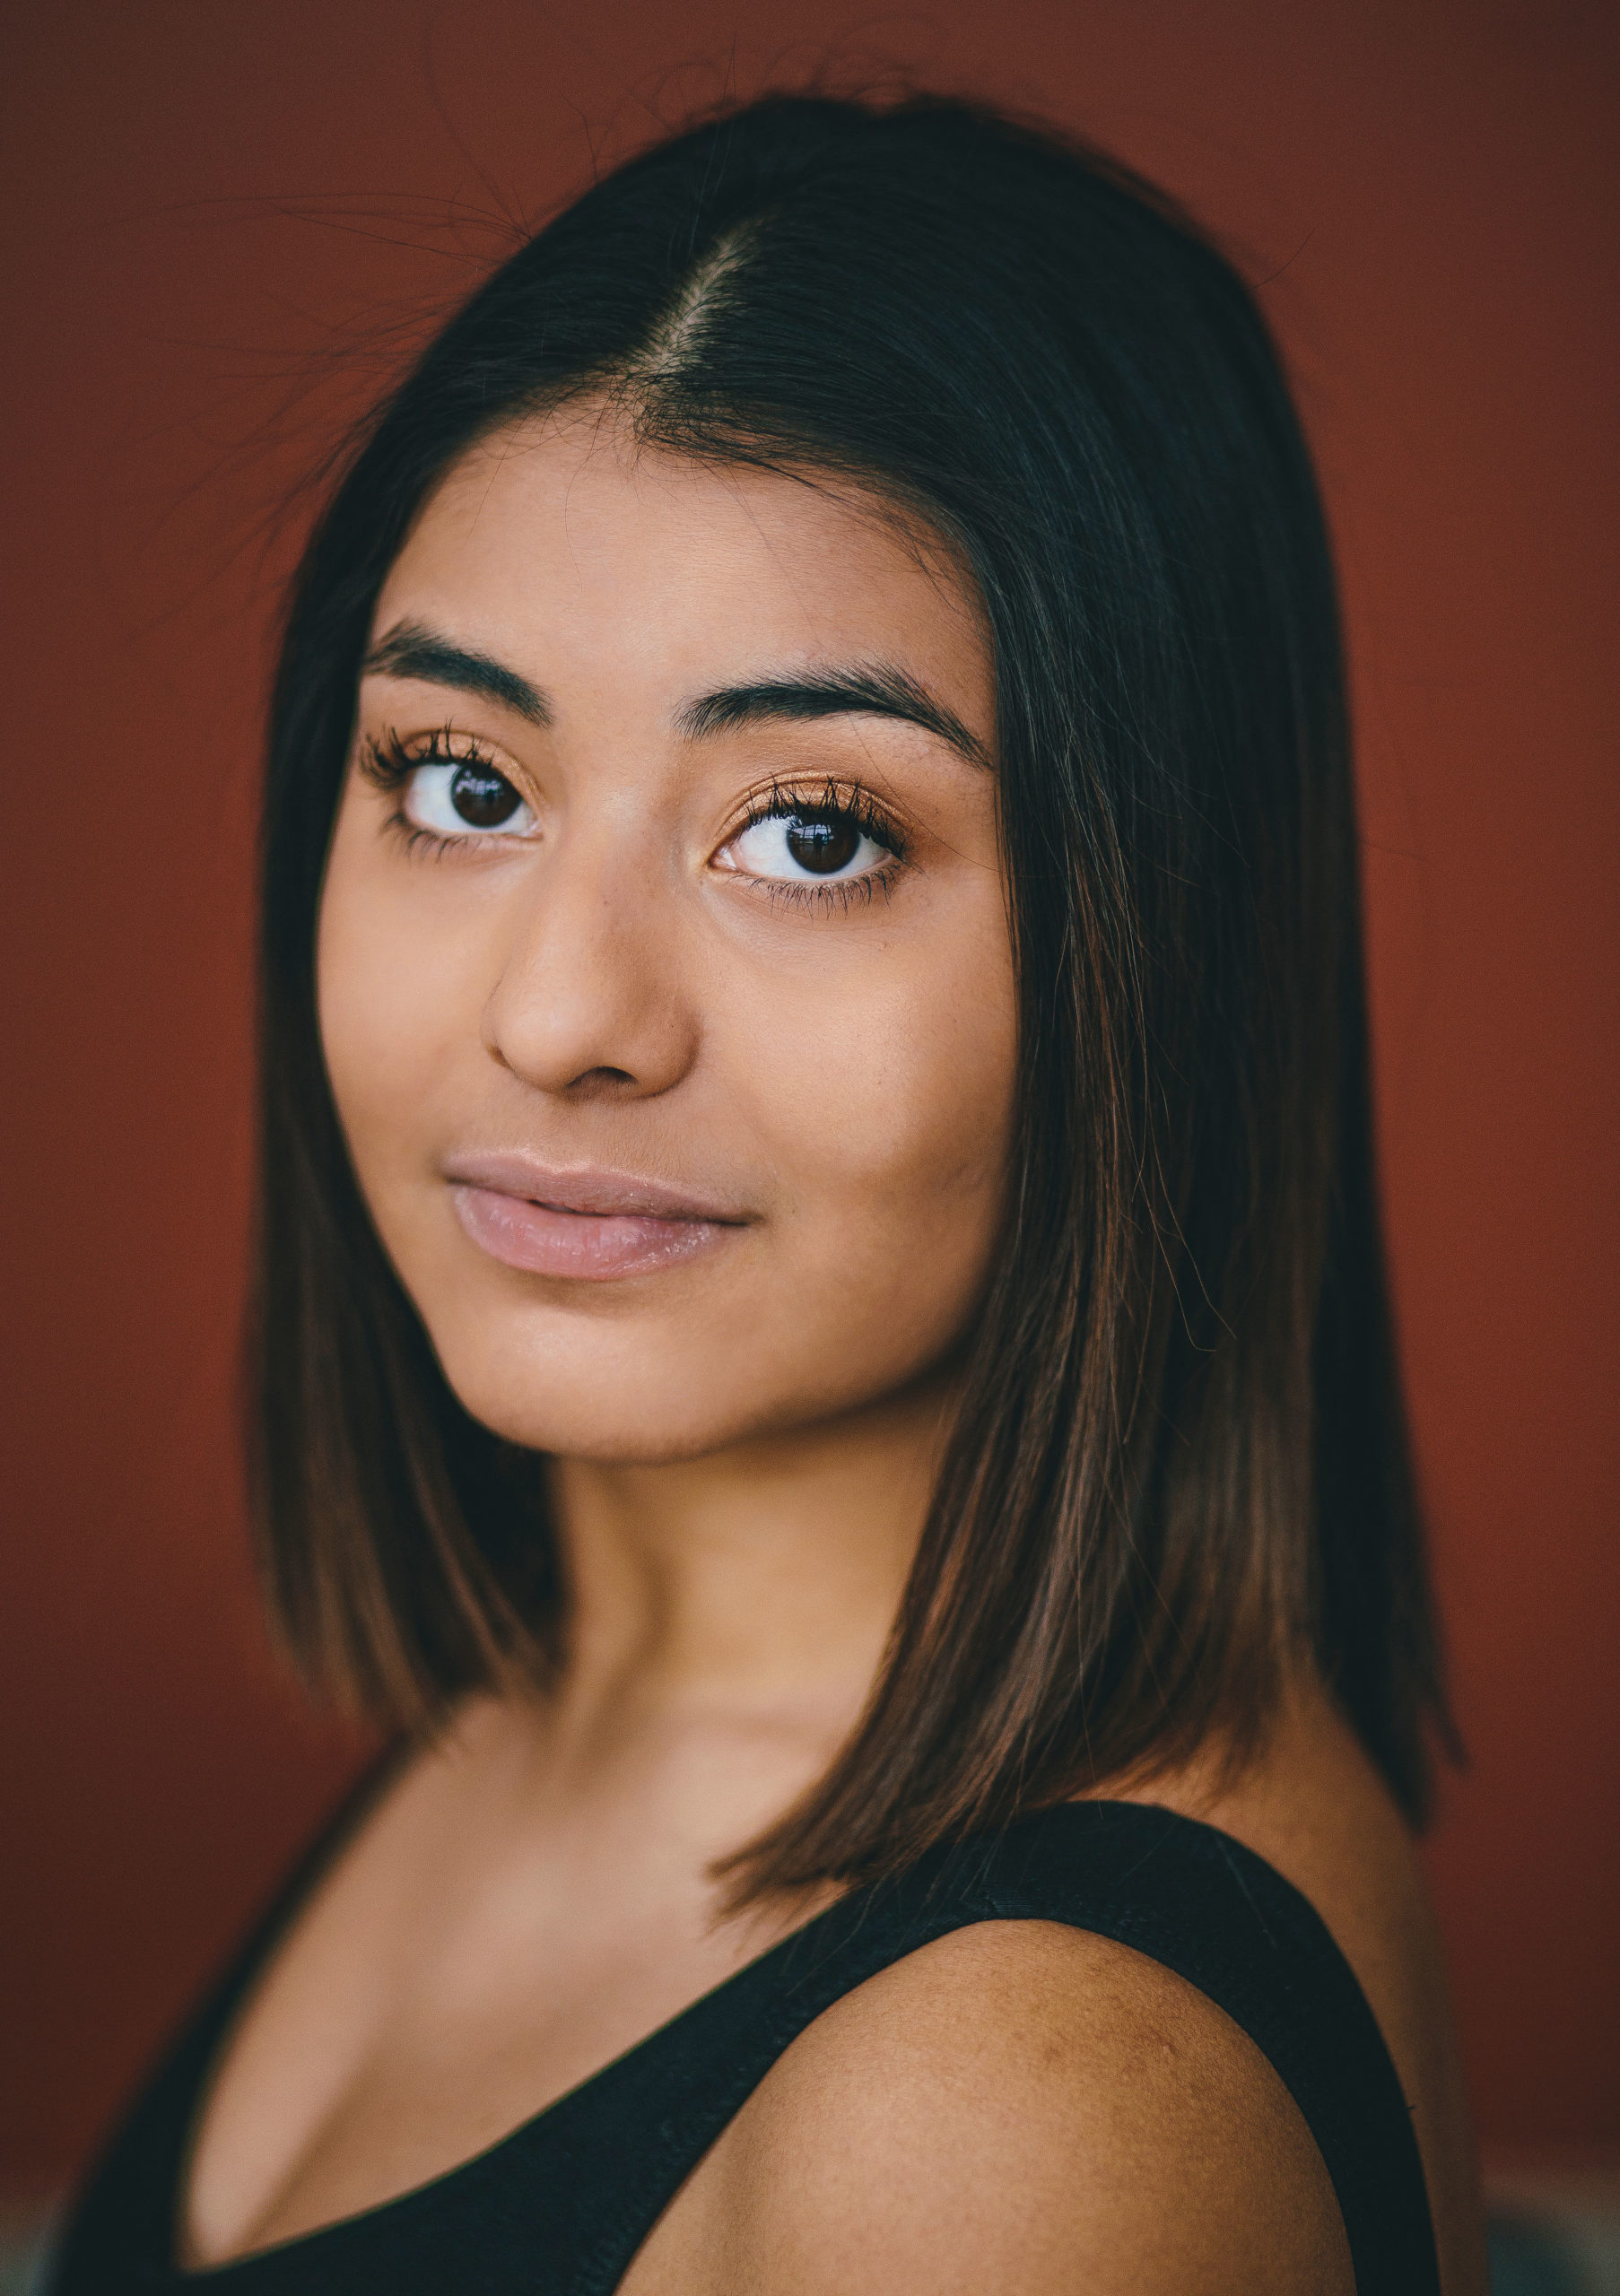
[48,1797,1438,2295]
[551,1802,1440,2295]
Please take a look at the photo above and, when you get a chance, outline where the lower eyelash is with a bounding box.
[387,811,466,862]
[754,864,901,915]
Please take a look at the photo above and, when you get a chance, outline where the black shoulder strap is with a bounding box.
[46,1794,1439,2296]
[543,1801,1439,2296]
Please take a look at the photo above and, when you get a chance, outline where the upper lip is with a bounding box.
[441,1150,752,1224]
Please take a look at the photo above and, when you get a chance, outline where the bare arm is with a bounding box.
[630,1920,1354,2295]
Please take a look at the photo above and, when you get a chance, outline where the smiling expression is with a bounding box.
[317,410,1019,1462]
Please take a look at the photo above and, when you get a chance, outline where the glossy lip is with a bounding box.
[442,1151,752,1282]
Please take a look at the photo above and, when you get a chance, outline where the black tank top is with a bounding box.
[48,1794,1439,2294]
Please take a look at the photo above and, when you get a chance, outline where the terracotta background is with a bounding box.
[3,0,1615,2201]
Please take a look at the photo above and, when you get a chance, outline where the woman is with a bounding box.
[52,93,1485,2293]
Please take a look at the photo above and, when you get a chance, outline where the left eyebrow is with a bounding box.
[677,665,991,770]
[361,620,551,725]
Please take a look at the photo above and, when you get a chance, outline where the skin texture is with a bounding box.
[317,413,1015,1467]
[623,1689,1484,2295]
[630,1922,1354,2295]
[184,409,1487,2292]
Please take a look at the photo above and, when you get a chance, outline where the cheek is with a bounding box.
[734,925,1019,1325]
[316,807,481,1191]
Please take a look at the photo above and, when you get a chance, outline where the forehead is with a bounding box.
[372,408,991,715]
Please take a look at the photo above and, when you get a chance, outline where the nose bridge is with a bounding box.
[483,806,694,1097]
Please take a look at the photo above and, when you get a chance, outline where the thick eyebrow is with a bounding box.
[677,665,991,770]
[361,622,989,769]
[361,619,551,725]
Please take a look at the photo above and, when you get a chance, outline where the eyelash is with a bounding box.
[356,726,511,859]
[730,777,908,912]
[355,734,909,906]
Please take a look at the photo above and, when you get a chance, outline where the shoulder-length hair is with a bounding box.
[253,92,1450,1897]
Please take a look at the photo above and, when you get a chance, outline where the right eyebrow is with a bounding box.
[361,620,552,725]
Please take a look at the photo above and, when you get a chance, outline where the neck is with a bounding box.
[544,1379,952,1742]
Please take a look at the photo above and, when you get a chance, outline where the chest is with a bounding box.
[181,1859,764,2267]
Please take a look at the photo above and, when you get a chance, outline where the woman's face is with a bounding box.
[318,412,1017,1462]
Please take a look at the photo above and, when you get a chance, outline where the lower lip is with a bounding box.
[450,1184,736,1281]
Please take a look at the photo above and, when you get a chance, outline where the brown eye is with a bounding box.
[449,761,522,828]
[784,814,861,874]
[726,802,893,889]
[400,756,536,839]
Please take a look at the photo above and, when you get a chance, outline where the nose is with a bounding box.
[480,822,700,1102]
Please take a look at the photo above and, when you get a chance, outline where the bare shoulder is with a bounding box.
[1151,1684,1487,2296]
[629,1918,1353,2295]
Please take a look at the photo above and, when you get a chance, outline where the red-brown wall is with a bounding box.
[3,0,1615,2197]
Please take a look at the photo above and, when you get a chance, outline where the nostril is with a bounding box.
[564,1065,639,1097]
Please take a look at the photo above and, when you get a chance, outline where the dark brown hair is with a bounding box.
[252,93,1450,1897]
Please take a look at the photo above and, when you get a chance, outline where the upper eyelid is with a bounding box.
[731,776,906,839]
[357,724,531,791]
[366,723,506,761]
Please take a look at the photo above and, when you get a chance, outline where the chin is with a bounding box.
[433,1342,803,1465]
[432,1309,943,1465]
[413,1250,968,1465]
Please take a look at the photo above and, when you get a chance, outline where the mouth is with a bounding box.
[441,1152,750,1283]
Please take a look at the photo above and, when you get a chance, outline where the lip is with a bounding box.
[442,1152,751,1282]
